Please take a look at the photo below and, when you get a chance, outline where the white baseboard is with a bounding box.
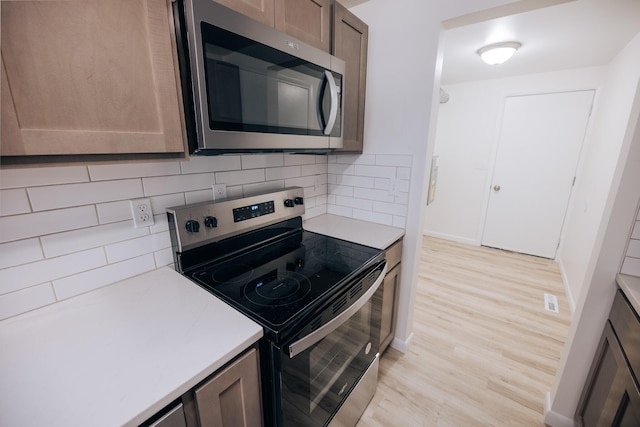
[544,392,577,427]
[422,230,477,246]
[390,332,414,353]
[557,258,576,315]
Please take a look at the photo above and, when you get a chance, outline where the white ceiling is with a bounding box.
[441,0,640,85]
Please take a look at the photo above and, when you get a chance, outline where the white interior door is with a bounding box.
[482,90,594,258]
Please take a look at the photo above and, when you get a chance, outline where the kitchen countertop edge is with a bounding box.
[617,273,640,314]
[304,214,405,249]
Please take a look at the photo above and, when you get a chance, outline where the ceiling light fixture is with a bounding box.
[477,41,522,65]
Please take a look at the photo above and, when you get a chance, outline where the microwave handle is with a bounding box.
[321,70,339,135]
[288,261,388,358]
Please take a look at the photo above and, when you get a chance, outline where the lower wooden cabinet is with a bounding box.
[141,347,262,427]
[380,238,402,354]
[578,291,640,426]
[194,348,262,427]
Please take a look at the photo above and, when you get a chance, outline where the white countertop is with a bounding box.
[304,214,405,249]
[0,267,263,427]
[617,274,640,314]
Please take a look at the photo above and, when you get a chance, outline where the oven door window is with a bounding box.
[200,23,340,137]
[280,285,382,426]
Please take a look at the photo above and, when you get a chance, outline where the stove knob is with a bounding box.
[284,199,294,208]
[204,216,218,228]
[294,196,304,205]
[185,219,200,233]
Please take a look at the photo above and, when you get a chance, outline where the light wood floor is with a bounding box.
[357,236,572,426]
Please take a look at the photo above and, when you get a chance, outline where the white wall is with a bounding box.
[0,154,328,320]
[546,32,640,427]
[559,33,640,304]
[424,67,606,246]
[349,0,527,351]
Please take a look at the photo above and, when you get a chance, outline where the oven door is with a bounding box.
[277,261,387,426]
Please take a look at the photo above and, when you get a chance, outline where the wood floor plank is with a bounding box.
[357,236,571,426]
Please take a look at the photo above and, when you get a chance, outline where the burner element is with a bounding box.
[245,270,311,307]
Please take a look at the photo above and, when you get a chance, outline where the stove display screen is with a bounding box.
[233,200,275,222]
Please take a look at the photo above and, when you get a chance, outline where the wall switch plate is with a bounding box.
[212,183,227,201]
[130,198,155,228]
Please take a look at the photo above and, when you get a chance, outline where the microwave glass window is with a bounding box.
[201,23,335,136]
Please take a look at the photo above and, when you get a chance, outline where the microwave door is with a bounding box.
[319,70,339,136]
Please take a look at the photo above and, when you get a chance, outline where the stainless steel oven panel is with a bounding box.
[289,262,387,358]
[181,0,345,152]
[167,187,304,252]
[328,353,379,427]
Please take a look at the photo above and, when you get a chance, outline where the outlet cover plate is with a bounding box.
[130,198,155,228]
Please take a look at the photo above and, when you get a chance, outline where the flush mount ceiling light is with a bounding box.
[477,42,522,65]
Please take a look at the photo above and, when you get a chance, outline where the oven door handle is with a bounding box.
[288,261,388,358]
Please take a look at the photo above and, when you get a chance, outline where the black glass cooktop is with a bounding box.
[188,228,383,333]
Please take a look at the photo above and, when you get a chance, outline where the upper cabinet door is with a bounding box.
[1,0,185,157]
[274,0,331,53]
[333,2,368,152]
[213,0,275,27]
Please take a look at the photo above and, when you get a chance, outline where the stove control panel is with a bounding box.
[167,187,305,252]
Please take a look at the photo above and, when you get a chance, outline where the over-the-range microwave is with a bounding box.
[173,0,345,155]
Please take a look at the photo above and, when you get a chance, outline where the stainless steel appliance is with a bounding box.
[173,0,345,155]
[167,188,386,426]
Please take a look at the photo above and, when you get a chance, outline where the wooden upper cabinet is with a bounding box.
[1,0,185,157]
[213,0,276,27]
[275,0,331,53]
[332,2,368,152]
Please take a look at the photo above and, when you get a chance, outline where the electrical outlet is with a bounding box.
[212,183,227,201]
[130,198,155,228]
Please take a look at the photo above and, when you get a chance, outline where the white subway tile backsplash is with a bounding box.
[627,239,640,258]
[353,209,393,226]
[0,189,31,216]
[374,178,391,191]
[53,254,156,300]
[143,173,215,196]
[337,175,375,188]
[154,247,175,268]
[185,189,213,205]
[150,193,187,212]
[88,162,181,181]
[373,200,407,216]
[0,206,98,244]
[285,175,316,189]
[305,205,327,219]
[393,216,407,228]
[216,168,265,186]
[357,188,395,203]
[242,153,284,169]
[96,200,131,224]
[336,154,375,165]
[375,154,412,168]
[0,284,56,321]
[285,154,318,166]
[41,221,149,258]
[243,181,284,195]
[306,184,327,198]
[28,179,143,211]
[621,257,640,277]
[0,239,43,270]
[328,184,354,197]
[397,167,411,180]
[354,165,396,179]
[266,166,301,181]
[106,234,156,263]
[0,166,89,189]
[336,195,373,210]
[181,156,241,174]
[328,204,353,217]
[0,248,106,295]
[328,163,355,175]
[301,163,327,176]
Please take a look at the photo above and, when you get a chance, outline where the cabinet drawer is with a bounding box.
[386,239,402,270]
[609,290,640,377]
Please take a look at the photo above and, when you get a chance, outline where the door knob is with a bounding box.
[493,185,501,192]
